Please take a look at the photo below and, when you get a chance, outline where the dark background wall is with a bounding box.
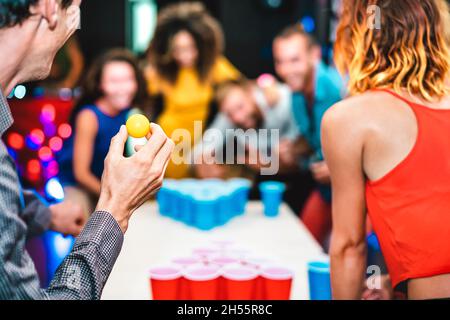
[78,0,127,65]
[77,0,331,77]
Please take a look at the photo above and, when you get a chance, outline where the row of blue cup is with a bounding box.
[156,179,252,231]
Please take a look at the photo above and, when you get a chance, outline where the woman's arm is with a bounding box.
[321,102,368,300]
[73,109,101,196]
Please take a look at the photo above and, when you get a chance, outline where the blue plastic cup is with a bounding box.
[259,181,286,217]
[228,179,252,216]
[193,190,219,231]
[157,180,178,217]
[178,191,194,226]
[214,186,232,225]
[307,261,332,300]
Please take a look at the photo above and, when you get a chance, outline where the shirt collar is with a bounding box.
[0,88,14,137]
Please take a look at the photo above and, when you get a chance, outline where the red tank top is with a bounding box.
[366,89,450,289]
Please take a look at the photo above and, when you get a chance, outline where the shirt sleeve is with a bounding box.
[211,56,241,84]
[45,211,124,300]
[254,85,300,141]
[0,207,123,300]
[19,190,51,239]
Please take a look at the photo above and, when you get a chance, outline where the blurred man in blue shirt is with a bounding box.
[273,24,345,246]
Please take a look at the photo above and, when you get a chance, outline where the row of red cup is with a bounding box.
[149,242,294,300]
[150,263,293,300]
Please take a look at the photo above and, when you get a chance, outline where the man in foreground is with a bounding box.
[0,0,174,299]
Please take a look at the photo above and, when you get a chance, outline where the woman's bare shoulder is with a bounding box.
[323,91,395,132]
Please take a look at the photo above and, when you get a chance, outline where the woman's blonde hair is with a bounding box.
[334,0,450,101]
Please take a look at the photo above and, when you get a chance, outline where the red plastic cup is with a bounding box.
[261,266,294,300]
[149,265,182,300]
[222,264,259,300]
[183,265,221,300]
[171,257,203,300]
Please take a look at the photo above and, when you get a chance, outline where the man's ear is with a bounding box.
[31,0,60,30]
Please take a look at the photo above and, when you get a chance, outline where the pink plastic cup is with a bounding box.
[183,265,221,300]
[192,247,220,262]
[211,239,235,251]
[209,255,240,268]
[149,265,182,300]
[222,264,259,300]
[261,266,294,300]
[172,256,203,268]
[243,257,273,269]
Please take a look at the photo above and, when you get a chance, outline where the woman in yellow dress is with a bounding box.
[146,2,241,179]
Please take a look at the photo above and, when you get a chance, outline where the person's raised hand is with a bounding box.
[96,124,174,233]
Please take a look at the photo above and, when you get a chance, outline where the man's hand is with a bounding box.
[50,201,86,237]
[96,124,174,233]
[310,161,331,184]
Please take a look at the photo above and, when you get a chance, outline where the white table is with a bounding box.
[101,201,326,300]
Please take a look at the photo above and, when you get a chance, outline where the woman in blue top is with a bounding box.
[58,49,149,217]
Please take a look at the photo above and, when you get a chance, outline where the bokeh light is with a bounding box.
[58,123,72,139]
[27,159,41,175]
[7,132,24,150]
[49,137,63,152]
[301,16,316,33]
[45,160,60,178]
[38,146,53,162]
[45,178,65,201]
[14,85,27,99]
[41,104,56,123]
[44,123,57,137]
[30,129,45,145]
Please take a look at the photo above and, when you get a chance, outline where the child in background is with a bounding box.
[58,49,149,217]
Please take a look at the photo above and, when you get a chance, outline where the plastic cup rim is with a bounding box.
[307,261,330,274]
[149,265,183,281]
[222,264,259,281]
[260,265,295,280]
[183,265,221,281]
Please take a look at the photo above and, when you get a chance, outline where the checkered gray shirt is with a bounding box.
[0,90,124,300]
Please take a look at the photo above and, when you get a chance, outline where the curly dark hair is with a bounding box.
[0,0,73,28]
[147,2,224,84]
[70,48,149,125]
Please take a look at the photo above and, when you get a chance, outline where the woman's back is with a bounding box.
[360,90,450,298]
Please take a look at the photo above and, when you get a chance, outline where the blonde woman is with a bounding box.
[323,0,450,299]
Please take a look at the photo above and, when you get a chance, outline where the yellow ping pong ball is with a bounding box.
[126,114,151,138]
